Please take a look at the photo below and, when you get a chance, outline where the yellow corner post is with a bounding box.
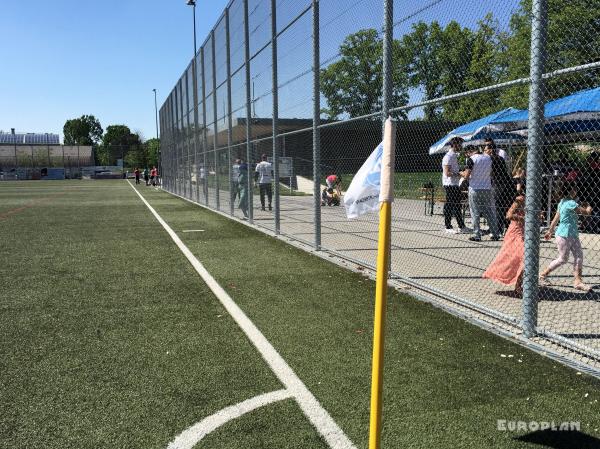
[369,118,396,449]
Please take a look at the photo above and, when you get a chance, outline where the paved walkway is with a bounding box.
[185,180,600,364]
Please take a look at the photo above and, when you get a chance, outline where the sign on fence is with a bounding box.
[268,157,293,177]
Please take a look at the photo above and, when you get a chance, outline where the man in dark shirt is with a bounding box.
[485,139,513,235]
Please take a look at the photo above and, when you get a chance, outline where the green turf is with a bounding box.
[0,181,281,448]
[138,182,600,448]
[2,179,600,449]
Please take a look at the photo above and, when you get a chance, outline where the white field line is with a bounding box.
[167,389,292,449]
[127,181,357,449]
[181,229,205,233]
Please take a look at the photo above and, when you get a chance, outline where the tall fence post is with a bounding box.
[193,53,200,203]
[271,0,280,234]
[312,0,321,250]
[243,0,254,223]
[226,7,234,216]
[381,0,393,128]
[522,0,548,338]
[211,30,220,211]
[201,46,209,206]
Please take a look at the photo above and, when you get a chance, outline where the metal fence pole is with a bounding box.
[244,0,253,223]
[312,0,321,250]
[522,0,548,338]
[271,0,280,234]
[201,47,209,206]
[226,8,234,216]
[192,63,199,202]
[212,30,220,211]
[382,0,393,126]
[186,71,191,198]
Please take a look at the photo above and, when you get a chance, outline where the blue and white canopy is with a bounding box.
[491,86,600,131]
[428,108,525,155]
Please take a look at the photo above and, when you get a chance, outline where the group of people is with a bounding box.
[483,180,593,295]
[442,137,513,241]
[232,154,273,219]
[232,154,344,217]
[442,137,594,295]
[133,167,159,186]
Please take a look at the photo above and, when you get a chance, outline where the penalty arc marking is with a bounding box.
[167,389,292,449]
[127,182,357,449]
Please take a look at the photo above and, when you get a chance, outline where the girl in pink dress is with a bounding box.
[483,195,525,295]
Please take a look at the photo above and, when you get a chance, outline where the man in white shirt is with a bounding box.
[442,138,467,233]
[461,146,499,241]
[255,154,273,211]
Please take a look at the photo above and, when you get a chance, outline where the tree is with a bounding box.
[145,138,160,168]
[97,125,142,166]
[63,115,103,145]
[447,14,508,122]
[500,0,600,108]
[320,29,409,120]
[399,21,474,120]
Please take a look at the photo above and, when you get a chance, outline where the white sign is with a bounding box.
[267,156,293,177]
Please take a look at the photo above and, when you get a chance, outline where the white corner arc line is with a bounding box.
[167,389,293,449]
[127,182,357,449]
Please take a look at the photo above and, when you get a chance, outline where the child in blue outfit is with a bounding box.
[540,183,593,291]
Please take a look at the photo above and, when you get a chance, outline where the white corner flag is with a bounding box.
[343,141,384,219]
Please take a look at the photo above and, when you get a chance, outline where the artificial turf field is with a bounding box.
[2,179,600,449]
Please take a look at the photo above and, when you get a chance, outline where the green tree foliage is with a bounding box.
[320,29,409,120]
[95,125,142,166]
[448,15,508,122]
[321,1,597,125]
[399,21,474,120]
[145,138,160,168]
[500,0,600,108]
[63,115,103,145]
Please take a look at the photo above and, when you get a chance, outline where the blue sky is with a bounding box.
[0,0,518,142]
[0,0,228,142]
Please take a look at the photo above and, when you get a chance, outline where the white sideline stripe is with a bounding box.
[181,229,205,233]
[127,181,357,449]
[167,389,292,449]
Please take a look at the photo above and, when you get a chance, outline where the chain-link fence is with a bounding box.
[159,0,600,375]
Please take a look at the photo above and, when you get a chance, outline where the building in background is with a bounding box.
[0,129,93,180]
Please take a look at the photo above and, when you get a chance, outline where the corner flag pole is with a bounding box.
[369,117,395,449]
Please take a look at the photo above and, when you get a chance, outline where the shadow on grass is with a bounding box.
[515,429,600,449]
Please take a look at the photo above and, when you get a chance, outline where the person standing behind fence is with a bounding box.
[238,161,249,219]
[231,159,241,203]
[134,167,141,185]
[143,167,149,186]
[485,139,513,235]
[483,194,526,296]
[442,137,467,234]
[461,146,499,242]
[326,174,343,197]
[150,166,158,186]
[255,154,273,211]
[539,183,593,292]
